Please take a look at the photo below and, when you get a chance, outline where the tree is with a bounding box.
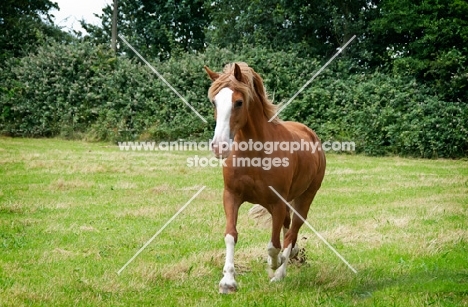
[0,0,70,64]
[82,0,210,60]
[368,0,468,101]
[206,0,379,58]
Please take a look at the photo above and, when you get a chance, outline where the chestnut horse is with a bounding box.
[204,62,326,293]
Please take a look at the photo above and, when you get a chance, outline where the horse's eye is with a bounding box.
[234,100,243,108]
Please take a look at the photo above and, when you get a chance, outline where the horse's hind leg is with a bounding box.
[284,185,321,254]
[269,188,319,282]
[269,239,294,282]
[283,206,291,235]
[267,203,287,271]
[268,204,296,282]
[282,204,299,258]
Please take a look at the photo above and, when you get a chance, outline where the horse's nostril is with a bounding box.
[212,144,224,155]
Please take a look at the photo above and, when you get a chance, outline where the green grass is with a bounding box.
[0,137,467,306]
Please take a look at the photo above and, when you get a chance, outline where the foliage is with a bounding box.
[206,0,468,102]
[207,0,377,58]
[0,0,72,64]
[367,0,468,102]
[1,41,117,138]
[80,0,467,103]
[283,69,468,158]
[0,40,216,142]
[82,0,210,61]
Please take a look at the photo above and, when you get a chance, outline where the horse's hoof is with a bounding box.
[290,245,300,259]
[219,283,237,294]
[270,276,283,283]
[269,264,286,282]
[219,277,237,294]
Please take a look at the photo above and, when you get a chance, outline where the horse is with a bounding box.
[204,62,326,293]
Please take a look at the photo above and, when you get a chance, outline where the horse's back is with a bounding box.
[281,121,320,143]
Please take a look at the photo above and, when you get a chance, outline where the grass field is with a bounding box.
[0,137,467,306]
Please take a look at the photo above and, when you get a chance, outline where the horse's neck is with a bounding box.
[238,121,265,141]
[237,108,272,142]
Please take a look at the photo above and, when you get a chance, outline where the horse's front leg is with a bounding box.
[219,190,241,294]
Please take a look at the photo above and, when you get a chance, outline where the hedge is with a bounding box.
[1,40,467,158]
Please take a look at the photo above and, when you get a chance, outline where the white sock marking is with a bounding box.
[219,234,237,292]
[271,243,293,282]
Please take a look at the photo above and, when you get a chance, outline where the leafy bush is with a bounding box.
[1,42,117,137]
[0,41,216,142]
[283,70,468,158]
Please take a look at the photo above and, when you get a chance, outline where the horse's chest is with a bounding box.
[223,169,284,203]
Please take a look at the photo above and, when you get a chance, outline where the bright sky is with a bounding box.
[51,0,112,33]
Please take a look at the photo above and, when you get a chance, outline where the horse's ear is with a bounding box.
[204,65,219,81]
[234,63,242,82]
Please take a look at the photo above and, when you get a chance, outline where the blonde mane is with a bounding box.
[208,62,279,123]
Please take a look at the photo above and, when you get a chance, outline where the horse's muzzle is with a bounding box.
[211,140,231,159]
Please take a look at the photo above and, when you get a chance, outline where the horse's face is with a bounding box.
[205,64,248,159]
[210,87,247,158]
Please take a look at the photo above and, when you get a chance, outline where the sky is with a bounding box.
[51,0,112,33]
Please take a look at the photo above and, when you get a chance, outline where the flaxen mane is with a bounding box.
[208,62,280,123]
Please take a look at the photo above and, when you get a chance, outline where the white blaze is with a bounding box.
[212,88,233,157]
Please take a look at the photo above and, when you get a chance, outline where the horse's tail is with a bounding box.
[249,201,296,225]
[248,204,271,226]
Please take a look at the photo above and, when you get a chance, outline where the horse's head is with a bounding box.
[204,63,252,158]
